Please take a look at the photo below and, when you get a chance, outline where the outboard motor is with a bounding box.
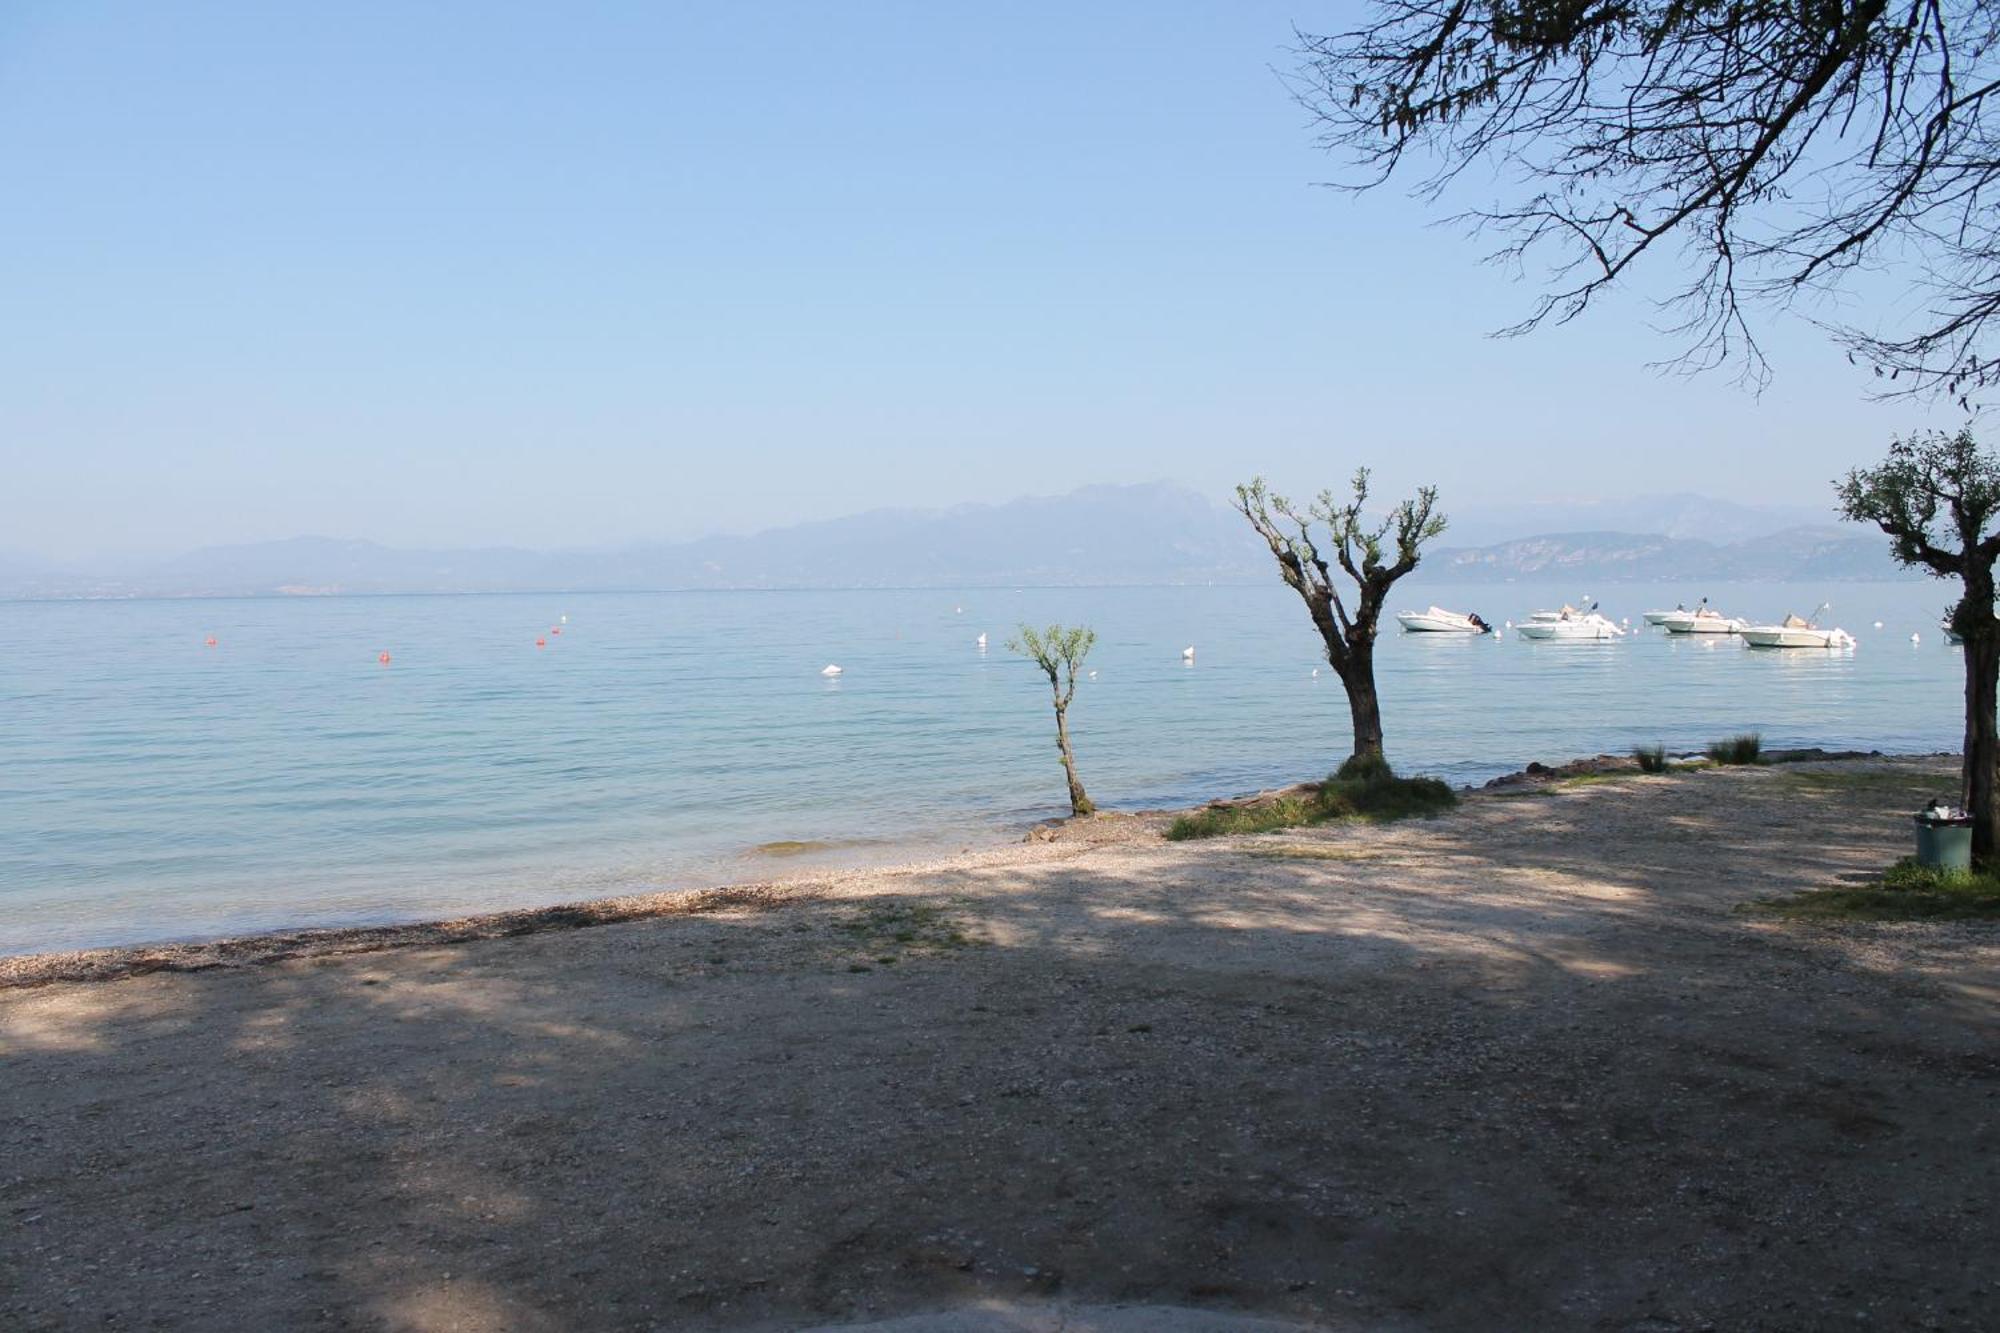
[1469,612,1491,633]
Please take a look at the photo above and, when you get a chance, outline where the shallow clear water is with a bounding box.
[0,581,1969,954]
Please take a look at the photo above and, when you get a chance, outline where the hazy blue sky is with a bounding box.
[1,2,1961,561]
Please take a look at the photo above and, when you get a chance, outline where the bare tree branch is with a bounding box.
[1298,1,2000,399]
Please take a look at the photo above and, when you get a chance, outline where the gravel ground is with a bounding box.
[2,757,1995,1331]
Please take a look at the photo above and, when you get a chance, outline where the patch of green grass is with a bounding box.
[1335,751,1394,784]
[834,901,974,953]
[1241,844,1379,861]
[1706,732,1764,765]
[1167,766,1456,841]
[1634,744,1669,774]
[1748,857,2000,921]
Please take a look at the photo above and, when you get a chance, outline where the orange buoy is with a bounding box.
[204,636,217,647]
[378,651,391,665]
[535,637,546,647]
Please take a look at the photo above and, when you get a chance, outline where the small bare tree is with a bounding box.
[1009,623,1097,816]
[1839,428,2000,863]
[1236,472,1445,766]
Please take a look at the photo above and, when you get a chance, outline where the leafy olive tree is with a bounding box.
[1235,472,1445,766]
[1009,623,1097,816]
[1840,428,2000,862]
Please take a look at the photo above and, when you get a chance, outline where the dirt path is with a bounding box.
[3,759,1995,1331]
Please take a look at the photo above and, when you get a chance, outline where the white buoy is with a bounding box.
[955,606,963,614]
[560,614,568,624]
[1311,667,1319,677]
[975,633,987,649]
[1087,669,1097,679]
[820,664,843,676]
[1911,632,1922,644]
[1181,646,1195,661]
[1873,621,1883,629]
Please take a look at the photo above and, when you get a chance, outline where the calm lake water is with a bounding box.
[0,581,1970,955]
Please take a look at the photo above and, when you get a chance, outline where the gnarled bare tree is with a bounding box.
[1839,428,2000,863]
[1236,472,1445,765]
[1298,2,2000,402]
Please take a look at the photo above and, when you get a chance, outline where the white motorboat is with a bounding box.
[1739,607,1856,649]
[1641,606,1685,625]
[1661,604,1747,635]
[1396,606,1493,634]
[1515,609,1624,641]
[1520,603,1580,624]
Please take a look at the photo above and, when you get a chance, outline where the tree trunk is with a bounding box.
[1963,621,2000,866]
[1338,640,1385,762]
[1054,702,1093,816]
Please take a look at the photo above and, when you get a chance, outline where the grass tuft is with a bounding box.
[1167,763,1456,841]
[1706,733,1764,766]
[1748,857,2000,921]
[1335,751,1394,785]
[834,902,974,953]
[1634,744,1669,774]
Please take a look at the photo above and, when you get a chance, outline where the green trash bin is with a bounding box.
[1914,810,1974,873]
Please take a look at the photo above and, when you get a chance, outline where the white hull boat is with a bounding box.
[1641,608,1682,625]
[1516,612,1624,641]
[1739,609,1855,649]
[1661,607,1747,635]
[1397,606,1492,634]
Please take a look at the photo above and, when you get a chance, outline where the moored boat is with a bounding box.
[1397,606,1492,634]
[1515,607,1624,641]
[1739,606,1855,649]
[1661,605,1747,635]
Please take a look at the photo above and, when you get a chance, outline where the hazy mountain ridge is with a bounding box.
[1438,493,1834,547]
[1428,525,1916,583]
[1,484,1924,598]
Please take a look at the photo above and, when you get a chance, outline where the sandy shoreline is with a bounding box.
[0,745,1926,991]
[5,752,1995,1330]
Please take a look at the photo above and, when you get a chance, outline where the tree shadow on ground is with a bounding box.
[2,762,1995,1332]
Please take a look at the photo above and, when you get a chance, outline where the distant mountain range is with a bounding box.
[1,484,1925,599]
[1425,525,1914,584]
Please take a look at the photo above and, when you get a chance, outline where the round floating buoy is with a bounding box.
[821,664,843,677]
[378,651,391,664]
[560,614,568,624]
[1911,632,1922,644]
[551,627,561,635]
[536,637,546,648]
[204,636,217,647]
[1873,621,1885,629]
